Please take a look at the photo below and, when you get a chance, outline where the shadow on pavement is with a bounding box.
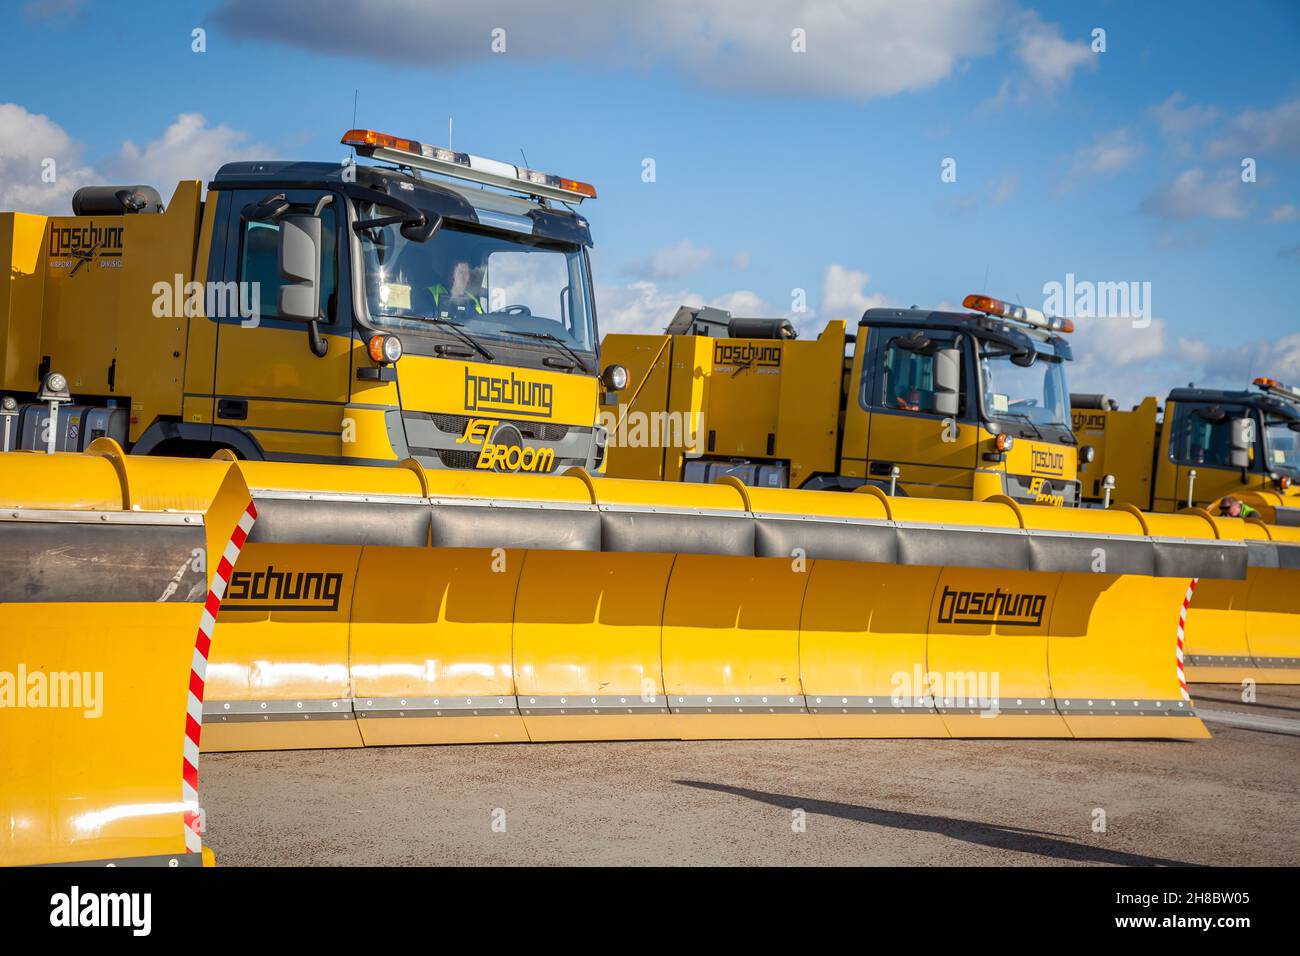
[676,779,1196,867]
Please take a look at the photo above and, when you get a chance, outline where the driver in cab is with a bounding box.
[428,260,483,318]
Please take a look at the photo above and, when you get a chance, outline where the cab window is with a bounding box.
[1169,403,1252,468]
[236,200,338,323]
[875,332,964,416]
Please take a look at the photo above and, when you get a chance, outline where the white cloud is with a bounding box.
[592,257,893,339]
[1065,128,1144,182]
[1140,168,1249,222]
[1057,129,1144,194]
[1149,92,1218,141]
[595,280,775,335]
[0,105,266,214]
[1013,11,1095,91]
[1068,319,1300,408]
[0,102,95,213]
[1271,203,1300,223]
[598,263,888,339]
[110,113,265,196]
[1074,316,1169,368]
[709,289,771,316]
[1209,97,1300,159]
[596,281,695,335]
[623,239,715,281]
[1175,336,1212,367]
[1184,332,1300,386]
[1067,318,1176,407]
[817,264,889,329]
[214,0,1002,101]
[985,10,1094,106]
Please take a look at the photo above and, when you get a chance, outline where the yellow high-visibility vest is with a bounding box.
[429,284,483,314]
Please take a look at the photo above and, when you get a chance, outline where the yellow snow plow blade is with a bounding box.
[18,444,1295,806]
[187,459,1267,747]
[1182,511,1300,685]
[0,442,253,866]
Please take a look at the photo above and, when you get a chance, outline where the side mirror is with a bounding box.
[1289,421,1300,434]
[934,347,961,417]
[278,215,328,357]
[1230,417,1255,469]
[1010,348,1036,368]
[893,331,932,353]
[400,212,442,243]
[278,215,322,323]
[242,192,290,222]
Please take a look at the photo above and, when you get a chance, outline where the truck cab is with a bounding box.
[1077,377,1300,511]
[600,293,1083,506]
[0,129,622,474]
[839,295,1081,505]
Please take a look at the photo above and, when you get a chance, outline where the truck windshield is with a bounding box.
[979,350,1070,428]
[1265,417,1300,473]
[356,207,596,354]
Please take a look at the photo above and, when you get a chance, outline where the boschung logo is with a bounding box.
[48,222,124,257]
[225,566,344,612]
[1072,411,1107,431]
[464,369,554,418]
[713,341,782,372]
[1031,448,1066,475]
[936,585,1047,628]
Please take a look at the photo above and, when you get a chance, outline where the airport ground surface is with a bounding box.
[203,683,1300,866]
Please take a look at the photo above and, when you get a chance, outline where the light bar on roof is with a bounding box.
[340,129,596,203]
[1254,376,1300,402]
[962,293,1074,333]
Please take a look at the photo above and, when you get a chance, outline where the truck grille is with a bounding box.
[434,448,481,470]
[423,412,571,442]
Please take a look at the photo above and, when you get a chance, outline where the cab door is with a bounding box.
[1162,400,1260,509]
[212,188,354,461]
[863,328,978,499]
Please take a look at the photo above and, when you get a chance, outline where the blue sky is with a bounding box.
[2,0,1298,404]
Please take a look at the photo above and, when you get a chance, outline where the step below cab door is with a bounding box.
[211,188,354,461]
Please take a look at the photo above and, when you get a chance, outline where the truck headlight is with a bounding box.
[367,334,403,364]
[601,364,628,391]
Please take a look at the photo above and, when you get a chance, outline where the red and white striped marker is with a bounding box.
[182,501,257,854]
[1176,577,1198,702]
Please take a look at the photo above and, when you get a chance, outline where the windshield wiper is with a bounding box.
[511,330,593,374]
[998,410,1044,441]
[374,312,495,361]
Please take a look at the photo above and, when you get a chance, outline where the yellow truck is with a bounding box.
[0,128,627,472]
[1073,377,1300,519]
[601,294,1091,506]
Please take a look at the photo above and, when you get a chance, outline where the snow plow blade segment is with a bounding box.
[1232,491,1300,529]
[1182,512,1300,685]
[19,449,1289,765]
[159,457,1255,748]
[0,442,253,866]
